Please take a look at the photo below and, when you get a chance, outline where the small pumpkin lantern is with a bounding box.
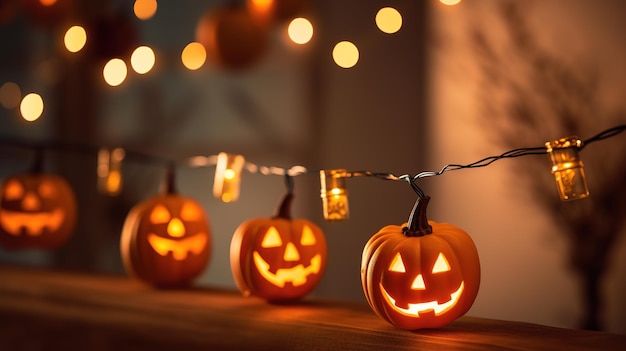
[230,184,327,302]
[120,169,211,287]
[196,3,269,70]
[0,172,77,250]
[361,187,480,330]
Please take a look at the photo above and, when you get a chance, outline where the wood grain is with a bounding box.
[0,265,623,350]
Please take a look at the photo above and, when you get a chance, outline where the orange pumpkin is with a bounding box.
[196,3,268,70]
[230,192,327,301]
[121,187,211,288]
[361,195,480,329]
[0,173,77,250]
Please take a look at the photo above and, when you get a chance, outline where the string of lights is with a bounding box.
[1,124,625,221]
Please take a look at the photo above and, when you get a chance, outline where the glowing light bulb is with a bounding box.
[288,17,313,44]
[131,46,155,74]
[103,59,127,86]
[332,41,359,69]
[320,169,349,221]
[134,0,158,20]
[214,152,245,203]
[546,136,589,201]
[375,7,402,34]
[64,25,87,53]
[440,0,462,5]
[98,147,125,196]
[20,93,44,121]
[181,42,206,70]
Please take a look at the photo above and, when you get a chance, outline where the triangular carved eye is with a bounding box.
[432,253,451,274]
[150,205,171,224]
[261,226,282,248]
[300,225,316,246]
[389,253,406,273]
[4,180,24,200]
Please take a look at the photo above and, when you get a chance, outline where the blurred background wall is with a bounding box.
[0,0,624,335]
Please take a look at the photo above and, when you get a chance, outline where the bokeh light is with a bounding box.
[440,0,462,6]
[130,46,155,74]
[134,0,158,20]
[20,93,44,121]
[0,82,21,109]
[103,59,128,86]
[181,42,206,70]
[288,17,313,44]
[64,25,87,53]
[375,7,402,34]
[332,41,359,69]
[40,0,58,6]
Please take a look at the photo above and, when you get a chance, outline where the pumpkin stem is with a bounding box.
[164,162,177,194]
[31,147,44,174]
[403,195,433,237]
[274,192,294,220]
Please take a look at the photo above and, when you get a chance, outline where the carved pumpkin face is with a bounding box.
[362,221,480,330]
[121,194,211,287]
[0,173,77,250]
[231,217,327,301]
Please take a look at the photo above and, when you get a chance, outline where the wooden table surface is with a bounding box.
[0,265,624,350]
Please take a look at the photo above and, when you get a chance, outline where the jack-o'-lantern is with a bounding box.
[361,194,480,330]
[121,181,211,287]
[230,192,327,302]
[196,3,268,70]
[0,173,77,250]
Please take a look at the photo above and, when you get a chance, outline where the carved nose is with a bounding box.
[283,242,300,261]
[22,193,40,211]
[411,274,426,290]
[167,218,186,237]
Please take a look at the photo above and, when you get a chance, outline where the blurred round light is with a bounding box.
[181,42,206,70]
[332,41,359,68]
[375,7,402,34]
[103,59,128,86]
[131,46,155,74]
[134,0,158,20]
[40,0,58,6]
[0,82,21,109]
[20,93,44,121]
[64,25,87,53]
[440,0,462,5]
[288,17,313,45]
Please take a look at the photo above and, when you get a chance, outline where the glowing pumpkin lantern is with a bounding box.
[230,192,327,301]
[121,179,211,287]
[361,194,480,330]
[0,173,77,250]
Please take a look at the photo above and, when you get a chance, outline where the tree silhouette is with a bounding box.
[470,1,626,330]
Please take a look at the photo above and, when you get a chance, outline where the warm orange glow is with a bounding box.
[97,147,125,196]
[134,0,158,20]
[332,41,359,68]
[261,227,282,248]
[130,46,155,74]
[546,137,589,200]
[376,7,402,34]
[213,152,245,203]
[0,82,21,109]
[150,205,171,224]
[181,42,206,70]
[389,253,406,273]
[180,202,203,221]
[167,217,185,237]
[300,226,316,245]
[39,0,57,6]
[432,253,451,273]
[103,59,127,86]
[283,242,300,261]
[411,274,426,290]
[440,0,462,5]
[64,25,87,53]
[288,17,313,44]
[320,170,349,220]
[381,281,465,316]
[147,232,208,260]
[252,252,323,288]
[20,93,44,121]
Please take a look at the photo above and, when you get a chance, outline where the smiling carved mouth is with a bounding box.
[252,252,322,288]
[147,233,208,260]
[0,209,65,236]
[380,281,464,317]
